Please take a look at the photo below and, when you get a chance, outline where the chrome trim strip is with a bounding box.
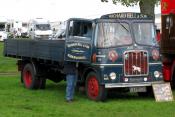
[105,81,164,88]
[149,62,162,65]
[96,55,106,58]
[91,62,162,66]
[91,63,123,66]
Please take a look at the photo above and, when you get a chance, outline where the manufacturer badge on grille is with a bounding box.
[132,65,141,73]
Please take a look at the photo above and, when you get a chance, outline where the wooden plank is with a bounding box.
[152,83,174,102]
[4,39,65,62]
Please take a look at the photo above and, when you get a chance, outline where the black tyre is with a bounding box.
[85,72,107,101]
[22,63,40,89]
[20,71,23,83]
[39,78,46,89]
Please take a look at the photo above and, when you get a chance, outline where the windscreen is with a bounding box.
[133,23,158,46]
[36,24,51,30]
[96,22,132,48]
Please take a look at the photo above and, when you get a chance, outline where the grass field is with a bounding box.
[0,42,17,73]
[0,42,175,117]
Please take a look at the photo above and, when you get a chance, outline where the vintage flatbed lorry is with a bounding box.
[4,12,163,101]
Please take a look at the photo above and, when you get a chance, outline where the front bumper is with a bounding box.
[105,81,164,88]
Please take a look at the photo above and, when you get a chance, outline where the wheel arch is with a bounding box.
[20,59,36,69]
[82,67,98,83]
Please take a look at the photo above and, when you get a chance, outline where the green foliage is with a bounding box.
[101,0,160,20]
[101,0,160,7]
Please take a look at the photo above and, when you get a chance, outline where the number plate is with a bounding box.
[130,87,146,93]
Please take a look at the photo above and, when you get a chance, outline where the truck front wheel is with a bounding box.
[22,63,40,89]
[85,72,107,101]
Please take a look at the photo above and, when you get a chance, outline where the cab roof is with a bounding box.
[100,12,153,20]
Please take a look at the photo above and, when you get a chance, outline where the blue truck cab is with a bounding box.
[4,12,163,101]
[64,12,163,100]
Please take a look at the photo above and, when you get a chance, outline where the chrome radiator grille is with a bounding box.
[124,50,148,76]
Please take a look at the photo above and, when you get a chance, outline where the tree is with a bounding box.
[101,0,160,20]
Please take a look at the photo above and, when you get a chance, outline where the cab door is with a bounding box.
[64,19,93,63]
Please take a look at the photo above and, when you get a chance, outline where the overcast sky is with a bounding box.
[0,0,160,21]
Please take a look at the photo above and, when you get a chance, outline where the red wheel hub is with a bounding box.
[87,76,99,100]
[24,70,32,88]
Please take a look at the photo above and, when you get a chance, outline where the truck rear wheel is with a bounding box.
[22,63,40,89]
[85,72,107,101]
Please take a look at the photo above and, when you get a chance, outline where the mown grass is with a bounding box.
[0,42,175,117]
[1,75,175,117]
[0,42,17,73]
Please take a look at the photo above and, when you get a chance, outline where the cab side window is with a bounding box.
[83,24,92,38]
[68,20,92,39]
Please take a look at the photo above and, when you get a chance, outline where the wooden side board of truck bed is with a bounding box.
[4,39,65,62]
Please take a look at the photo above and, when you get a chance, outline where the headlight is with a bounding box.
[109,72,116,80]
[154,71,160,78]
